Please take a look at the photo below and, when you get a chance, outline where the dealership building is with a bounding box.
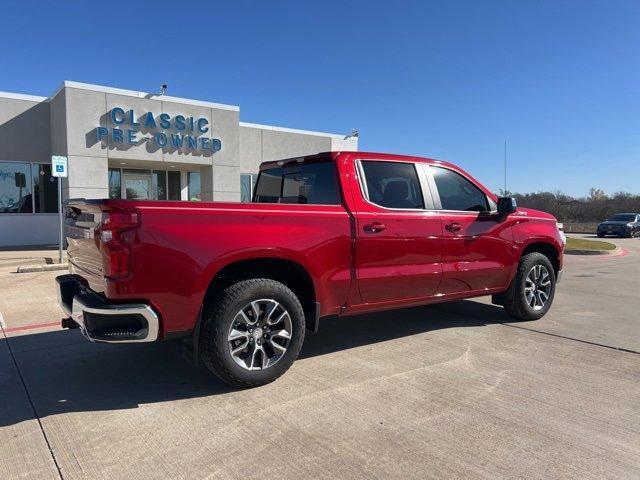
[0,81,358,247]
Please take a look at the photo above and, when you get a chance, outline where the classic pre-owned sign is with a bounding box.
[95,107,222,153]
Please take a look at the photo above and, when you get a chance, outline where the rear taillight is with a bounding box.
[97,210,139,279]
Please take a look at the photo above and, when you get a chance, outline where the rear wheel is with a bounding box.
[504,252,556,321]
[199,278,305,388]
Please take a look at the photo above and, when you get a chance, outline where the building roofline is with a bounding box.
[0,91,49,102]
[239,121,348,139]
[0,83,355,141]
[54,81,240,111]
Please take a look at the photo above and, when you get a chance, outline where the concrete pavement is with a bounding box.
[1,234,639,479]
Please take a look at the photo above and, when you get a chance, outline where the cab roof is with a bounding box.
[258,151,458,171]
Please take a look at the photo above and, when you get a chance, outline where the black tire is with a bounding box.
[597,232,605,238]
[199,278,305,388]
[503,252,556,321]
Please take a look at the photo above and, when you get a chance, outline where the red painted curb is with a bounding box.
[2,321,61,334]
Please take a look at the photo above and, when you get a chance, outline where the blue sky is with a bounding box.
[1,0,638,196]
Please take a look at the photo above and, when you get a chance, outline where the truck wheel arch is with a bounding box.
[493,240,561,309]
[202,258,319,332]
[520,241,561,276]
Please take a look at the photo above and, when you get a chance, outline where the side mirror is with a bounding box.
[497,197,517,215]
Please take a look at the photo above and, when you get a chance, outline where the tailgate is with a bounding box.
[64,200,105,291]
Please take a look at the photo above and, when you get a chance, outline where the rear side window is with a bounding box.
[431,166,489,212]
[360,161,424,209]
[253,161,340,205]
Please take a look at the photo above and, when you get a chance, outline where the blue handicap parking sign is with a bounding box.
[56,165,64,172]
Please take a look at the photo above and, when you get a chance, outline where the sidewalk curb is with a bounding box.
[16,263,69,273]
[565,246,621,256]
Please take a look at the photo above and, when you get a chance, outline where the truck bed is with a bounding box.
[65,199,353,336]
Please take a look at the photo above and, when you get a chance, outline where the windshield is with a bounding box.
[608,214,636,222]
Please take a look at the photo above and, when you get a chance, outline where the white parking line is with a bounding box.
[0,311,5,330]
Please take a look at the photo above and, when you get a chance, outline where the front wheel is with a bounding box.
[504,252,556,321]
[199,278,306,388]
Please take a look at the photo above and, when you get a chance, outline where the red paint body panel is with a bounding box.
[438,212,516,294]
[101,201,352,333]
[67,151,563,338]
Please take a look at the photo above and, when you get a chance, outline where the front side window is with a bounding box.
[431,166,489,212]
[253,161,340,205]
[360,161,424,209]
[0,161,33,213]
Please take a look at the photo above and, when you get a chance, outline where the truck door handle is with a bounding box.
[363,222,386,233]
[445,222,462,232]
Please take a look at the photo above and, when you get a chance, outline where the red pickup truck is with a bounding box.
[57,151,564,387]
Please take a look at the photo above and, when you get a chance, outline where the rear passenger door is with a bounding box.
[426,165,513,294]
[353,159,442,303]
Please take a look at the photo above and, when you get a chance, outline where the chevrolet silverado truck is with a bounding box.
[57,152,565,387]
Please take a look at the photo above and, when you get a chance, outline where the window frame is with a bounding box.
[356,159,436,211]
[108,167,185,201]
[0,159,59,215]
[425,164,497,214]
[252,160,343,206]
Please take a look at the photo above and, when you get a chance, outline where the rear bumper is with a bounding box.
[56,274,159,343]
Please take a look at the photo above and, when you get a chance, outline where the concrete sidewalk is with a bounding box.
[0,246,66,271]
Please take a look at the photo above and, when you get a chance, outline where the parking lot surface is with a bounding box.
[1,234,639,479]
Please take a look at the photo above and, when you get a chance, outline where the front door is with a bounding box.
[354,159,442,303]
[122,171,152,200]
[427,165,514,294]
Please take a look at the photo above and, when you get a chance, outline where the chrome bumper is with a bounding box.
[56,275,159,343]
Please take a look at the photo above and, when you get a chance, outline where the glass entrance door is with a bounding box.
[122,171,152,200]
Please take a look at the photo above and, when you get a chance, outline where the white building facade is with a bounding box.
[0,81,358,246]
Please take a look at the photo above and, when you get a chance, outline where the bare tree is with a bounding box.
[510,189,640,222]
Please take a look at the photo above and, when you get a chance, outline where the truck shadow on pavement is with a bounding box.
[1,300,514,428]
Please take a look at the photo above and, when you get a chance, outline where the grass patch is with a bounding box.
[566,237,616,251]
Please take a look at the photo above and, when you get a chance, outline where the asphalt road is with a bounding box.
[1,234,638,479]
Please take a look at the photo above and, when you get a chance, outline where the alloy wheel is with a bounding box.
[227,299,293,371]
[524,265,552,311]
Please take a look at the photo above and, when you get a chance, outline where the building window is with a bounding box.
[0,161,58,214]
[188,172,201,201]
[168,171,181,200]
[33,164,58,213]
[152,171,167,200]
[108,168,121,199]
[240,174,256,202]
[109,168,182,201]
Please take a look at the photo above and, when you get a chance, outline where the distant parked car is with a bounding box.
[597,213,640,238]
